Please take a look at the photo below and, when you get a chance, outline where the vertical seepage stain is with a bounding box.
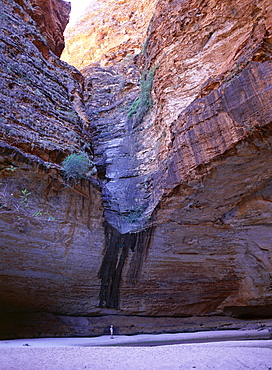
[98,221,154,308]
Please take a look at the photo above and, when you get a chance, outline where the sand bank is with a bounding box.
[0,330,271,369]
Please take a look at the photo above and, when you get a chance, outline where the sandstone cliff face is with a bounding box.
[61,0,157,69]
[0,0,105,317]
[11,0,71,57]
[78,0,272,316]
[134,0,272,316]
[0,0,91,161]
[1,0,272,335]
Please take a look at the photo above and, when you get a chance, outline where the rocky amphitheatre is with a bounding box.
[0,0,272,338]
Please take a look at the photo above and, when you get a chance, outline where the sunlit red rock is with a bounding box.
[61,0,157,69]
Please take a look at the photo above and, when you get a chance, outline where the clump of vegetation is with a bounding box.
[120,205,146,223]
[0,182,56,222]
[128,66,158,127]
[61,152,95,182]
[20,188,31,207]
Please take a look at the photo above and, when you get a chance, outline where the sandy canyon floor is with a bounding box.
[0,330,272,369]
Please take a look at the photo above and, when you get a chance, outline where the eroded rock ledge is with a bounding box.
[1,312,272,339]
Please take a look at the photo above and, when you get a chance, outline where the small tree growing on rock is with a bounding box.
[61,152,96,183]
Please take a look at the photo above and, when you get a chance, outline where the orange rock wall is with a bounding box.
[0,0,105,318]
[140,0,272,166]
[14,0,71,57]
[61,0,157,68]
[79,0,272,316]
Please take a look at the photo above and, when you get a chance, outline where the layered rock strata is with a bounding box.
[1,312,272,339]
[19,0,71,57]
[79,0,272,316]
[0,0,91,162]
[61,0,158,69]
[0,0,105,316]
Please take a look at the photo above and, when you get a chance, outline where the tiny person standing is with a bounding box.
[110,325,114,339]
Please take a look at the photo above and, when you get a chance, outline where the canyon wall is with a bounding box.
[1,0,272,338]
[65,0,272,317]
[0,0,105,318]
[62,0,158,68]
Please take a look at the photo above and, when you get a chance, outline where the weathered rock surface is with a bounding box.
[1,0,272,339]
[0,0,105,318]
[0,153,105,315]
[1,312,272,339]
[0,0,91,161]
[78,0,272,317]
[61,0,157,69]
[21,0,71,57]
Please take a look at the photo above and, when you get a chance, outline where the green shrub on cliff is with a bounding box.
[128,66,158,127]
[61,152,94,181]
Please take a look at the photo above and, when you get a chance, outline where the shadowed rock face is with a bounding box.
[1,0,272,337]
[0,152,105,315]
[0,0,91,161]
[0,0,105,316]
[15,0,71,57]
